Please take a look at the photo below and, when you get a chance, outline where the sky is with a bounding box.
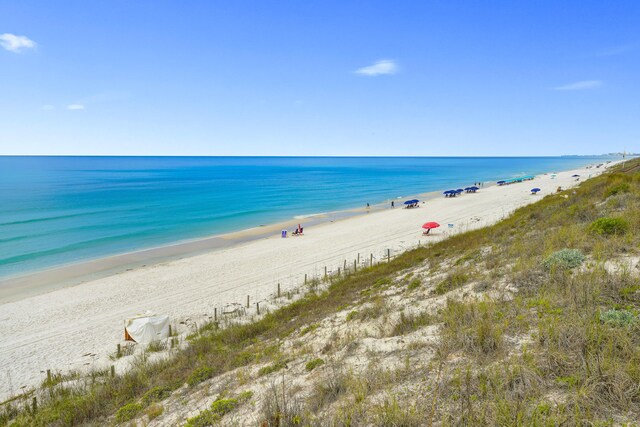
[0,1,638,156]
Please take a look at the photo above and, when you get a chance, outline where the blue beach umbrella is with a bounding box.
[470,186,479,191]
[572,174,580,177]
[404,200,413,205]
[497,180,506,185]
[531,188,541,194]
[456,189,464,194]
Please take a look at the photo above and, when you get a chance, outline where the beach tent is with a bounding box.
[124,314,170,344]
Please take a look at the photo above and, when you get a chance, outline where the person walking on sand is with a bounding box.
[391,200,394,208]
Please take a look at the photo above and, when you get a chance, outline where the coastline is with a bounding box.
[0,161,620,400]
[0,159,604,304]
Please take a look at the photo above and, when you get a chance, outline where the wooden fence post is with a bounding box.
[256,302,260,315]
[246,295,250,308]
[387,249,390,263]
[110,365,115,377]
[370,253,373,266]
[277,283,281,298]
[354,259,357,272]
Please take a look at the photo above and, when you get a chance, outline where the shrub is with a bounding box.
[146,404,164,420]
[605,183,630,198]
[346,310,359,321]
[141,385,172,405]
[543,249,585,270]
[258,360,287,377]
[306,358,325,371]
[407,278,421,291]
[238,390,254,401]
[211,398,238,415]
[187,366,214,386]
[115,402,142,423]
[300,323,320,336]
[600,309,637,327]
[389,311,433,336]
[589,217,629,236]
[434,271,469,295]
[185,410,219,427]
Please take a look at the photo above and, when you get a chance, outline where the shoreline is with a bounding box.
[0,160,610,304]
[0,161,619,401]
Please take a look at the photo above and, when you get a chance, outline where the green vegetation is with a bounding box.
[114,402,142,423]
[605,182,630,197]
[2,160,640,426]
[542,248,585,270]
[600,308,637,327]
[305,358,325,371]
[187,366,214,386]
[389,311,433,336]
[589,216,629,235]
[258,360,287,377]
[407,278,421,291]
[434,270,469,294]
[185,392,255,427]
[146,403,163,420]
[141,385,174,406]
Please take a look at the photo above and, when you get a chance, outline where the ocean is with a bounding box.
[0,156,613,279]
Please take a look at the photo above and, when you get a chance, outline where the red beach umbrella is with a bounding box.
[422,222,440,229]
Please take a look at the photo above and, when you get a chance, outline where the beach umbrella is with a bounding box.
[531,188,540,193]
[470,186,479,191]
[456,189,464,194]
[404,200,413,205]
[572,174,580,177]
[497,180,506,185]
[422,222,440,229]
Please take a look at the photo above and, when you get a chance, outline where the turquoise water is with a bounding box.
[0,156,613,278]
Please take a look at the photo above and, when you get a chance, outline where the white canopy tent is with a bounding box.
[124,314,170,344]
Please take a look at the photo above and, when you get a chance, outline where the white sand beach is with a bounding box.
[0,164,615,400]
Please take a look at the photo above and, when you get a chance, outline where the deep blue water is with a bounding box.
[0,156,613,278]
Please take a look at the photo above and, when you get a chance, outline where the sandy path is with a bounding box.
[0,164,611,400]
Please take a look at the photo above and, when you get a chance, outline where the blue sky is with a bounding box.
[1,1,638,156]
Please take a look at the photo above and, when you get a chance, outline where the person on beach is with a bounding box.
[366,203,370,209]
[391,201,394,208]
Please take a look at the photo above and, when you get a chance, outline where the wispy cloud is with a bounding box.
[595,43,637,57]
[0,33,36,53]
[67,104,85,110]
[554,80,603,91]
[354,59,398,76]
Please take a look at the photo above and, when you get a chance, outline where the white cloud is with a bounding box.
[354,59,398,76]
[554,80,602,91]
[0,33,36,53]
[67,104,85,110]
[595,44,637,57]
